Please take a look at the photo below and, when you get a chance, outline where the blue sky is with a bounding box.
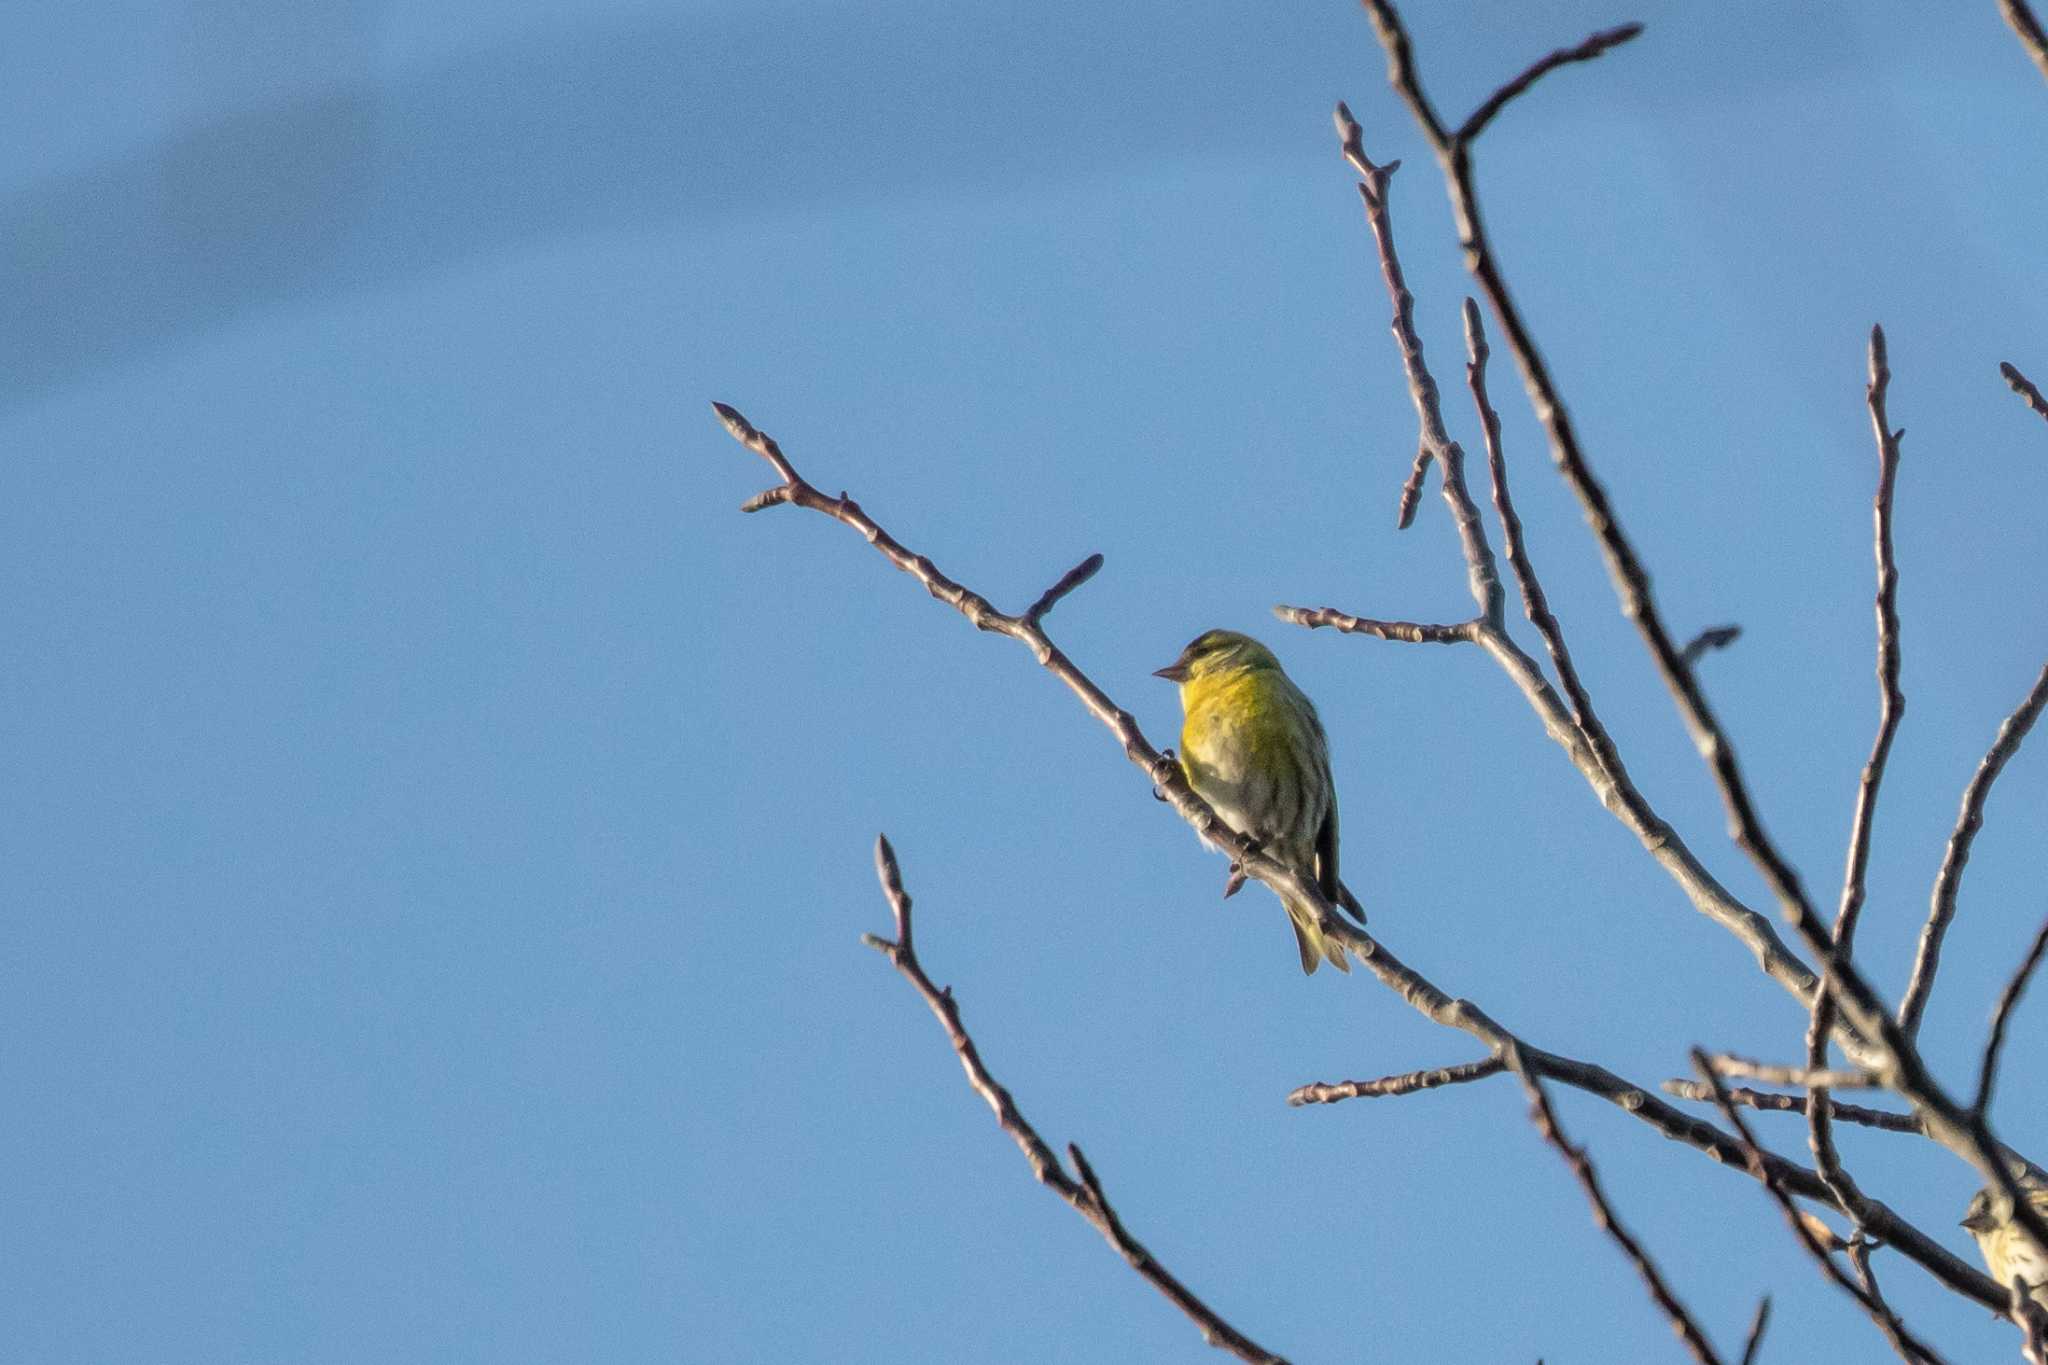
[7,1,2048,1360]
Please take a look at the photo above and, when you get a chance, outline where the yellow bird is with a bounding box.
[1963,1174,2048,1308]
[1154,629,1364,974]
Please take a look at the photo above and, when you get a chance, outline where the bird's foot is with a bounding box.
[1152,748,1178,802]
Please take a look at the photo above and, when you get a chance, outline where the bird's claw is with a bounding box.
[1152,748,1178,802]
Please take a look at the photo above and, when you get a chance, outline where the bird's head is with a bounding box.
[1963,1188,1998,1234]
[1152,629,1281,685]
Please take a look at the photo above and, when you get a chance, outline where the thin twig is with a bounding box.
[2001,361,2048,426]
[1364,0,1831,988]
[1899,661,2048,1039]
[1334,105,1504,626]
[1296,1042,1999,1308]
[1504,1045,1724,1365]
[1462,298,1614,784]
[1306,100,1833,1035]
[1679,626,1742,666]
[1287,1056,1503,1106]
[1705,1055,1880,1090]
[1022,553,1104,627]
[1274,605,1476,644]
[1692,1054,1949,1365]
[1976,909,2048,1118]
[862,834,1288,1364]
[1806,324,1908,1241]
[2001,0,2048,81]
[1356,6,2048,1269]
[1737,1296,1771,1365]
[1659,1081,1924,1135]
[720,403,2004,1311]
[1457,24,1645,144]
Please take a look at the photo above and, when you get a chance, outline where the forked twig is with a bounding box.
[1505,1045,1724,1365]
[1692,1054,1948,1365]
[863,835,1287,1364]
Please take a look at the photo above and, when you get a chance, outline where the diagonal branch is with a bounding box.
[2001,0,2048,81]
[1679,626,1742,666]
[1504,1044,1724,1365]
[1277,605,1476,644]
[1975,908,2048,1119]
[1456,23,1645,144]
[1463,297,1613,777]
[2001,361,2048,426]
[1023,553,1105,627]
[1899,661,2048,1039]
[863,834,1288,1364]
[1287,1056,1502,1105]
[719,402,2003,1311]
[1693,1054,1949,1365]
[1737,1296,1771,1365]
[1362,3,1839,992]
[1660,1081,1925,1136]
[1705,1055,1880,1090]
[1351,0,2048,1301]
[1302,101,1839,1039]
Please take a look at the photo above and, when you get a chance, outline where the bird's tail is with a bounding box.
[1284,894,1351,975]
[1335,879,1367,925]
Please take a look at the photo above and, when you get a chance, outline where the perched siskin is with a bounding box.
[1154,629,1365,974]
[1963,1174,2048,1307]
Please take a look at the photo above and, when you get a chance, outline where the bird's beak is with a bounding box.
[1152,660,1189,683]
[1962,1210,1993,1232]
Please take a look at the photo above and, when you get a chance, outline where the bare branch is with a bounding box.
[1679,626,1742,667]
[1457,23,1646,144]
[1023,552,1105,627]
[1692,1054,1949,1365]
[1504,1045,1724,1365]
[1363,2,1830,982]
[1899,661,2048,1039]
[1287,1056,1503,1106]
[863,835,1288,1364]
[1803,324,1909,1241]
[1353,20,2048,1266]
[1332,107,1506,625]
[1704,1055,1880,1090]
[1302,1041,2001,1308]
[1738,1296,1771,1365]
[1976,908,2048,1118]
[722,404,2001,1310]
[1660,1081,1925,1135]
[1462,297,1614,781]
[1272,604,1476,644]
[2002,361,2048,426]
[1314,101,1838,1037]
[1835,325,1907,960]
[2000,0,2048,81]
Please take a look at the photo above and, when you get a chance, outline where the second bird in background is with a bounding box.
[1153,629,1365,975]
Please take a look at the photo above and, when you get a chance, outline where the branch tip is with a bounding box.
[1999,360,2048,426]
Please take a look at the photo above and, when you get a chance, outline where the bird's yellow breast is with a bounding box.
[1180,669,1298,773]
